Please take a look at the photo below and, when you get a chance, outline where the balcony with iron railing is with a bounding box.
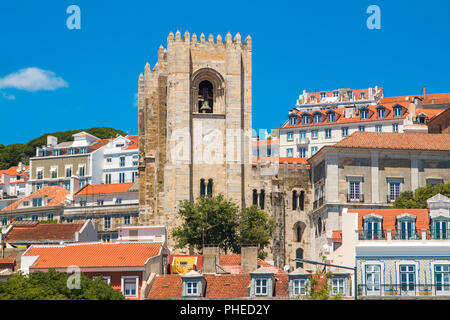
[358,229,427,241]
[347,194,364,203]
[313,196,325,210]
[357,284,450,298]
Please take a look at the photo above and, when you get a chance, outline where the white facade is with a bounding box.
[102,136,138,184]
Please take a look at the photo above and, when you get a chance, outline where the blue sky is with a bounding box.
[0,0,449,145]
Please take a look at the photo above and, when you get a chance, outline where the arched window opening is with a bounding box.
[252,189,258,205]
[259,189,265,210]
[317,218,322,236]
[299,191,305,211]
[296,248,304,269]
[292,191,298,210]
[207,179,213,197]
[198,80,214,113]
[200,179,206,196]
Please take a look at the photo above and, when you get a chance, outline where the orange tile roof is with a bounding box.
[204,274,251,297]
[146,274,183,299]
[348,208,430,232]
[0,258,15,265]
[1,186,69,211]
[25,242,163,269]
[381,93,450,106]
[0,166,29,177]
[124,135,139,150]
[331,132,450,151]
[6,222,84,243]
[75,183,135,196]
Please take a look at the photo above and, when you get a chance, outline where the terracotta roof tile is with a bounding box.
[25,242,162,269]
[1,186,69,211]
[75,183,135,196]
[348,208,430,232]
[147,274,182,299]
[5,222,84,243]
[204,274,250,297]
[124,135,139,150]
[331,132,450,151]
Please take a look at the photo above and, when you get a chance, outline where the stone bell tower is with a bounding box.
[138,30,253,239]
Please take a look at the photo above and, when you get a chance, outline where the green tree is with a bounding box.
[238,205,275,259]
[392,182,450,208]
[304,269,342,300]
[0,269,124,300]
[171,196,276,257]
[171,194,240,253]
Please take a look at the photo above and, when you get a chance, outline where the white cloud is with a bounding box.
[0,67,68,92]
[1,91,15,100]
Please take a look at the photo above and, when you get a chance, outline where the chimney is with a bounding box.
[423,86,427,100]
[202,246,219,273]
[47,135,58,147]
[241,245,258,273]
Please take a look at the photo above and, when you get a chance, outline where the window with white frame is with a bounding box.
[53,149,60,156]
[365,264,381,293]
[289,116,297,126]
[320,92,327,100]
[80,147,88,154]
[325,128,332,138]
[51,167,58,179]
[105,174,112,184]
[432,219,449,239]
[342,127,348,137]
[65,166,72,178]
[287,132,294,141]
[120,157,126,167]
[363,215,383,239]
[68,148,75,155]
[377,107,385,119]
[104,216,111,229]
[332,278,345,295]
[327,112,335,123]
[298,147,306,158]
[313,113,321,123]
[358,125,365,132]
[302,114,310,125]
[360,109,368,120]
[396,214,416,239]
[78,165,85,177]
[333,91,339,97]
[122,277,138,298]
[435,264,450,293]
[186,281,199,296]
[349,180,361,201]
[299,131,306,142]
[36,169,43,180]
[311,146,318,155]
[311,130,318,139]
[394,106,402,117]
[124,215,131,225]
[375,125,382,132]
[399,265,415,292]
[392,123,399,132]
[389,181,400,202]
[255,278,268,295]
[286,148,293,157]
[119,172,125,183]
[360,91,366,99]
[293,278,307,296]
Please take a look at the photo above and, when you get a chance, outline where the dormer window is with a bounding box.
[255,279,268,295]
[181,271,203,297]
[333,91,339,98]
[186,282,198,296]
[360,108,369,120]
[396,214,417,239]
[417,114,427,124]
[68,148,75,155]
[289,115,297,126]
[347,91,353,100]
[393,105,402,117]
[376,106,385,119]
[310,96,316,103]
[362,214,383,240]
[53,149,60,156]
[80,147,88,154]
[301,114,311,125]
[313,112,321,124]
[360,92,366,100]
[326,111,335,123]
[432,218,449,239]
[320,92,327,100]
[33,198,43,207]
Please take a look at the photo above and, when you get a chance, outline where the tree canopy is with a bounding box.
[0,269,124,300]
[171,195,275,257]
[392,182,450,208]
[0,127,126,170]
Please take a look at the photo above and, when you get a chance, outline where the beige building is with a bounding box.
[137,31,312,269]
[308,132,450,262]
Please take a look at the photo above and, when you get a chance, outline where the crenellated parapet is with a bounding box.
[164,30,251,51]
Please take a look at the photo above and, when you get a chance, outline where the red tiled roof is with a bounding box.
[348,208,430,232]
[75,183,135,196]
[5,222,84,243]
[124,135,139,150]
[252,139,280,146]
[330,132,450,151]
[381,93,450,106]
[25,242,163,269]
[1,186,69,211]
[219,254,284,275]
[204,274,250,297]
[1,166,29,177]
[147,274,183,299]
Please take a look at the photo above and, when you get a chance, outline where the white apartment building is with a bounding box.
[279,87,449,158]
[102,135,138,184]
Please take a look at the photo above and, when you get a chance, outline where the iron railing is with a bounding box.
[347,194,364,203]
[357,284,450,297]
[428,229,450,240]
[358,230,385,240]
[391,229,421,240]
